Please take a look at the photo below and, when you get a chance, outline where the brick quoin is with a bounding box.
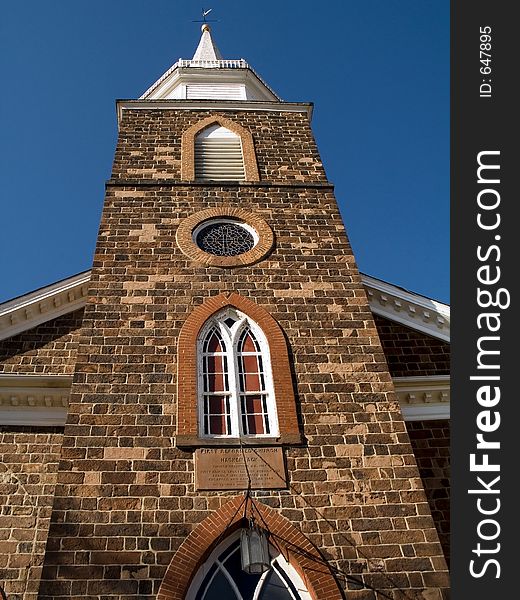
[157,495,343,600]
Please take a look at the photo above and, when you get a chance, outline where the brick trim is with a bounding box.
[176,292,300,445]
[176,207,274,268]
[157,495,344,600]
[181,114,260,181]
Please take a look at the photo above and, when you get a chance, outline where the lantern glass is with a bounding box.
[240,526,270,574]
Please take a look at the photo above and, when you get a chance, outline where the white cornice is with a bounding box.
[0,272,90,342]
[116,100,313,126]
[393,375,450,421]
[0,272,449,343]
[0,375,71,426]
[362,274,450,341]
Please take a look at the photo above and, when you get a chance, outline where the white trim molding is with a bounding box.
[0,375,72,426]
[140,61,281,102]
[0,272,90,342]
[393,375,450,421]
[362,274,450,341]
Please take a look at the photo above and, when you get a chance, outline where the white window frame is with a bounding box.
[185,530,312,600]
[197,308,279,439]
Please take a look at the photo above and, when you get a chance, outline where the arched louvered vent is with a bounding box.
[195,125,245,181]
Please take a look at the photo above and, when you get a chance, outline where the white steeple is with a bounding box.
[192,24,223,61]
[139,24,280,101]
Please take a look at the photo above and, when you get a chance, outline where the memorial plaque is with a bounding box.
[195,447,287,490]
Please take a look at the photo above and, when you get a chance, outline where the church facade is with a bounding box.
[0,26,450,600]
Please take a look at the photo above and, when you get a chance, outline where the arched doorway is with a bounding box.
[157,496,344,600]
[186,531,312,600]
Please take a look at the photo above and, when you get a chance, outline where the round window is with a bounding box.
[176,207,274,267]
[193,219,258,257]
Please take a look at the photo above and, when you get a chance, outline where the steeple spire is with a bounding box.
[192,24,223,61]
[139,22,280,101]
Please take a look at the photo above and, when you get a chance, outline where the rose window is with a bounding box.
[194,220,257,257]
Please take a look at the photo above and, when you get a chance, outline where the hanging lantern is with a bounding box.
[240,522,271,574]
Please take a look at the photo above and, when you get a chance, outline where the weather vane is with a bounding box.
[192,8,219,24]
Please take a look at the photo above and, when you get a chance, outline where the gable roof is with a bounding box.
[0,271,90,342]
[0,271,449,343]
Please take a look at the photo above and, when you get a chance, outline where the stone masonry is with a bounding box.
[374,315,451,564]
[0,312,82,598]
[373,315,450,378]
[0,427,63,600]
[0,309,84,376]
[34,107,449,599]
[406,421,450,567]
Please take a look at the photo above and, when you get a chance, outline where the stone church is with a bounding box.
[0,25,450,600]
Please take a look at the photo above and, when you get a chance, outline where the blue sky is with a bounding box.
[0,0,449,304]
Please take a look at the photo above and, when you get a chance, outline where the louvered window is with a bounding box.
[186,84,245,100]
[195,125,245,181]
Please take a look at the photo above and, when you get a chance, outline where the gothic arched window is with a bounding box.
[176,293,300,447]
[198,308,278,438]
[186,533,312,600]
[195,125,245,181]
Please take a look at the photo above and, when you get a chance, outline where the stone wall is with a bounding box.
[373,315,450,377]
[0,309,85,375]
[374,316,450,564]
[0,427,63,600]
[406,420,450,566]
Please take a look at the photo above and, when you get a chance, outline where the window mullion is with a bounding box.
[221,564,244,600]
[221,322,240,437]
[198,313,279,440]
[230,320,246,438]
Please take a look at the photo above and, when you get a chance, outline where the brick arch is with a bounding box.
[181,114,260,181]
[157,495,344,600]
[176,292,300,447]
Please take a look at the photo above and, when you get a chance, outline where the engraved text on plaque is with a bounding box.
[194,447,286,491]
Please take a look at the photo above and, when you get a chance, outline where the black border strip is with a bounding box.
[451,2,516,597]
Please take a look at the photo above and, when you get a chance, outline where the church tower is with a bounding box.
[37,25,449,599]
